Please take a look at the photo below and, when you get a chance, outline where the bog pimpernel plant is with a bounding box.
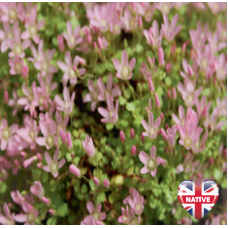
[0,2,227,225]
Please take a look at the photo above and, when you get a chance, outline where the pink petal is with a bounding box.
[151,169,157,177]
[139,151,149,165]
[87,201,95,214]
[150,146,156,159]
[121,50,128,66]
[141,166,149,174]
[15,214,27,223]
[44,151,52,165]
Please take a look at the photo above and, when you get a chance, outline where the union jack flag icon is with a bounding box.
[177,180,219,220]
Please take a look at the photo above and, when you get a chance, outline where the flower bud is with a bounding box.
[22,66,28,78]
[182,43,186,52]
[103,179,110,188]
[41,196,50,205]
[20,152,26,158]
[37,153,43,161]
[57,35,64,52]
[167,90,171,99]
[97,37,103,50]
[4,90,8,104]
[130,128,135,138]
[158,47,165,66]
[66,132,73,149]
[69,164,81,177]
[49,209,55,215]
[160,113,164,123]
[149,33,154,47]
[141,133,144,143]
[148,77,154,93]
[155,93,161,109]
[209,157,213,165]
[138,16,142,28]
[131,146,136,156]
[93,177,99,186]
[37,163,42,168]
[172,87,176,100]
[119,131,125,143]
[223,149,227,158]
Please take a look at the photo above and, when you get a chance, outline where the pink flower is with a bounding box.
[36,120,58,150]
[33,45,57,77]
[41,197,50,205]
[179,119,203,150]
[55,111,69,134]
[137,2,154,22]
[161,126,177,148]
[11,190,25,205]
[98,95,119,124]
[57,51,86,86]
[208,2,226,14]
[17,82,36,111]
[176,152,199,173]
[80,215,102,225]
[83,79,100,112]
[141,111,161,139]
[143,20,163,48]
[177,78,203,107]
[97,74,121,101]
[0,3,24,23]
[8,55,24,75]
[30,181,44,198]
[172,105,197,130]
[69,164,81,177]
[7,27,31,58]
[196,45,216,79]
[37,73,57,96]
[113,50,136,80]
[118,206,131,224]
[208,31,226,55]
[109,12,122,35]
[192,132,208,154]
[189,22,208,51]
[196,95,211,120]
[216,96,227,118]
[82,135,95,157]
[162,14,182,42]
[8,90,22,115]
[17,116,39,150]
[43,149,65,178]
[121,7,138,32]
[88,4,111,32]
[63,22,82,49]
[14,203,39,225]
[215,53,227,81]
[0,203,15,225]
[86,201,106,221]
[204,107,226,134]
[139,145,166,177]
[0,119,18,151]
[0,21,19,52]
[55,87,75,115]
[21,5,45,44]
[155,2,175,14]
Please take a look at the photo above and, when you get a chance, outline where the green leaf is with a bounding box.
[47,217,57,225]
[119,96,126,105]
[152,183,161,197]
[96,192,106,204]
[149,195,157,209]
[57,203,69,217]
[106,123,114,131]
[109,192,121,204]
[0,182,7,194]
[214,168,222,180]
[221,176,227,189]
[126,102,136,111]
